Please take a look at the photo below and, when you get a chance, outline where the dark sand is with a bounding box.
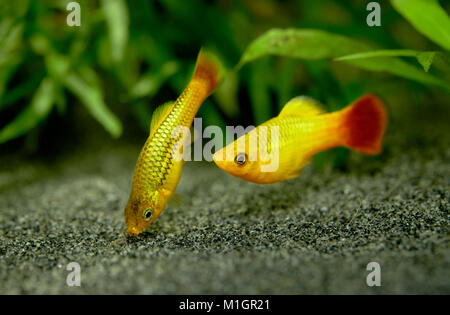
[0,104,448,294]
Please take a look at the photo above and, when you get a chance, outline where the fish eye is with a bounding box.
[143,209,153,221]
[234,152,248,166]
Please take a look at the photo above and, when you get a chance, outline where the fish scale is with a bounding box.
[134,87,201,189]
[214,94,387,184]
[125,50,223,236]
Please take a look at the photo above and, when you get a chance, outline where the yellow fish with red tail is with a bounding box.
[213,94,387,184]
[125,49,223,236]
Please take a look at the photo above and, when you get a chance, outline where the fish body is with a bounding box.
[125,50,222,236]
[213,94,387,184]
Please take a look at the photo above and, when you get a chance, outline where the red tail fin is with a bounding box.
[192,49,224,96]
[342,94,387,155]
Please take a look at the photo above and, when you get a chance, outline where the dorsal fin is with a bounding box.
[279,96,326,118]
[150,101,174,135]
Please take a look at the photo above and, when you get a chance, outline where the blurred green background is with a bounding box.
[0,0,449,169]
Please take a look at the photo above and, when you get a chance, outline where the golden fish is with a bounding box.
[125,50,223,236]
[213,94,387,184]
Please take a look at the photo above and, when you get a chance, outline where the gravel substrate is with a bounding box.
[0,103,448,294]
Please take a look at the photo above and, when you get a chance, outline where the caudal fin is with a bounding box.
[342,94,387,155]
[192,49,224,96]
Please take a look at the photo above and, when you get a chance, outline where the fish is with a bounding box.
[213,94,387,184]
[125,49,223,236]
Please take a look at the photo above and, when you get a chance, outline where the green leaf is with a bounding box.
[249,58,272,125]
[0,71,43,110]
[197,99,227,151]
[240,28,450,91]
[213,70,240,118]
[238,28,370,68]
[341,56,450,91]
[335,49,437,72]
[30,34,50,55]
[391,0,450,51]
[101,0,129,62]
[433,52,450,77]
[0,77,55,144]
[274,58,297,112]
[416,52,437,72]
[54,83,67,115]
[45,52,71,79]
[79,66,103,91]
[131,101,153,132]
[63,73,122,137]
[130,61,179,99]
[0,21,24,98]
[198,99,226,131]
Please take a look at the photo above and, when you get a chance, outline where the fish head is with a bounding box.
[124,189,163,236]
[213,133,261,182]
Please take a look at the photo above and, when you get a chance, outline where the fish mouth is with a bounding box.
[212,151,220,161]
[126,226,141,237]
[212,150,226,167]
